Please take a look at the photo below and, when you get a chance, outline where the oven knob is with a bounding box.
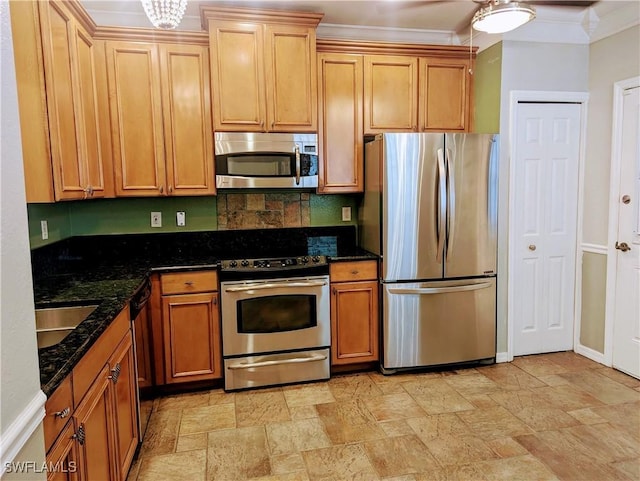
[241,260,249,267]
[312,256,320,263]
[302,256,309,263]
[229,260,238,268]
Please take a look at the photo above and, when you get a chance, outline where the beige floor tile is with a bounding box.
[248,473,310,481]
[207,426,271,480]
[443,372,501,398]
[595,367,640,388]
[270,453,306,474]
[236,389,291,427]
[457,406,534,440]
[363,393,427,421]
[179,403,236,435]
[139,409,181,457]
[479,363,547,390]
[424,434,498,466]
[565,423,640,463]
[328,373,384,401]
[209,389,236,405]
[266,418,332,455]
[490,390,580,431]
[461,393,500,409]
[516,429,632,480]
[364,434,440,477]
[485,437,530,458]
[137,449,206,481]
[403,379,475,415]
[613,459,640,480]
[542,351,602,371]
[533,383,605,411]
[559,370,640,405]
[407,413,472,442]
[473,454,559,481]
[154,390,210,412]
[378,419,415,437]
[125,453,142,481]
[414,464,484,481]
[381,476,417,481]
[511,355,569,377]
[537,374,572,387]
[176,432,207,452]
[591,401,640,439]
[283,383,336,408]
[566,407,608,425]
[302,444,380,481]
[289,405,318,420]
[316,399,386,444]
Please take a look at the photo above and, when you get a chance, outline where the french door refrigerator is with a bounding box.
[360,133,499,373]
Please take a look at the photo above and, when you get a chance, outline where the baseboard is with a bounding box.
[574,343,607,366]
[496,352,511,363]
[1,390,46,474]
[581,243,608,255]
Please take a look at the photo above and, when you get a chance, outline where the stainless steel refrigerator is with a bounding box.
[360,133,498,373]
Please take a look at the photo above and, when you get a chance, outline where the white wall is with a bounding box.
[0,0,46,478]
[496,41,589,354]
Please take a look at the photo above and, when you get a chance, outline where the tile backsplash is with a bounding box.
[217,192,311,230]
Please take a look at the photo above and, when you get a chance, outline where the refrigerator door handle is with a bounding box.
[436,148,447,264]
[445,148,456,259]
[388,282,492,295]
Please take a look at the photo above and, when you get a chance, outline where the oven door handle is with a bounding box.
[224,281,327,292]
[227,353,328,370]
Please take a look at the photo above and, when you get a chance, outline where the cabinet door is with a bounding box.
[74,365,117,481]
[317,53,363,193]
[162,292,222,383]
[160,44,215,196]
[265,25,317,132]
[105,41,166,196]
[46,419,81,481]
[39,1,83,200]
[331,281,379,365]
[419,57,471,132]
[74,23,106,198]
[109,333,139,481]
[208,20,265,131]
[364,55,418,133]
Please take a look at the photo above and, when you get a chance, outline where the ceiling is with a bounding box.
[81,0,637,43]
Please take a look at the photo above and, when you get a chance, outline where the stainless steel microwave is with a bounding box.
[215,132,318,189]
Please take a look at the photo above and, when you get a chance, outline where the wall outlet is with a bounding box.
[341,206,352,222]
[176,211,186,227]
[40,220,49,240]
[151,212,162,228]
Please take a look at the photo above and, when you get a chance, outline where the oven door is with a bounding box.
[220,275,330,356]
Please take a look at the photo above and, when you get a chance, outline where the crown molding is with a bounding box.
[317,23,459,46]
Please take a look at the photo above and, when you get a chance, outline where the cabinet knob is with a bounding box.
[72,424,86,446]
[159,186,164,194]
[332,287,337,295]
[351,270,359,275]
[54,407,70,419]
[528,245,536,251]
[108,363,121,383]
[169,185,173,193]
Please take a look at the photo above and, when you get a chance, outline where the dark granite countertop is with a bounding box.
[32,226,376,397]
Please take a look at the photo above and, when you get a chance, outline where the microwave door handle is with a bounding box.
[295,145,301,185]
[224,281,328,292]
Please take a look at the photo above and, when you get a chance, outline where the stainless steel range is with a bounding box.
[219,255,330,391]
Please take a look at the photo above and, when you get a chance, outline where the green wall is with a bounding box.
[27,193,359,248]
[474,42,502,134]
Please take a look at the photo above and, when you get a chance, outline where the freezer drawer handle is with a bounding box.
[227,353,327,370]
[389,282,492,295]
[225,281,327,292]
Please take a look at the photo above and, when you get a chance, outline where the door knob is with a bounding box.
[622,195,631,204]
[528,245,536,251]
[615,242,631,252]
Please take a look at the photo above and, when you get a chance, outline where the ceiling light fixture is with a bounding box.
[472,0,536,34]
[141,0,187,30]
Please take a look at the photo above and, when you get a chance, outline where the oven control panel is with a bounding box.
[220,255,327,272]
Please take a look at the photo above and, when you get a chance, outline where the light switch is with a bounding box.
[176,211,186,227]
[341,207,352,222]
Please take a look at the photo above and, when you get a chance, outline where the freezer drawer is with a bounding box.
[382,278,496,370]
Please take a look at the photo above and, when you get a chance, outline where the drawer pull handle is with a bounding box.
[54,407,70,419]
[351,270,359,275]
[73,424,86,446]
[185,281,194,286]
[108,363,121,384]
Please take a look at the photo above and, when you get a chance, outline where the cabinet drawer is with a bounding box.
[330,261,378,282]
[72,307,129,403]
[43,375,73,452]
[161,271,218,295]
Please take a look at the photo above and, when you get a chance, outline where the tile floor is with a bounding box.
[126,352,640,481]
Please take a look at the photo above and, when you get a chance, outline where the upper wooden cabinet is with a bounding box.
[317,53,364,193]
[364,55,419,133]
[104,41,214,196]
[11,1,111,202]
[419,57,472,132]
[204,7,322,132]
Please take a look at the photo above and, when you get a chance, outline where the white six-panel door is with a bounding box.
[612,86,640,378]
[512,102,581,356]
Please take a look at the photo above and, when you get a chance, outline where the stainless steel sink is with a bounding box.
[36,305,98,349]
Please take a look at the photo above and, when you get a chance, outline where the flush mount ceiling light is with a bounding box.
[472,0,536,34]
[141,0,187,29]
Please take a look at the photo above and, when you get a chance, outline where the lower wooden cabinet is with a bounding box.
[44,306,138,481]
[329,261,379,366]
[152,270,222,385]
